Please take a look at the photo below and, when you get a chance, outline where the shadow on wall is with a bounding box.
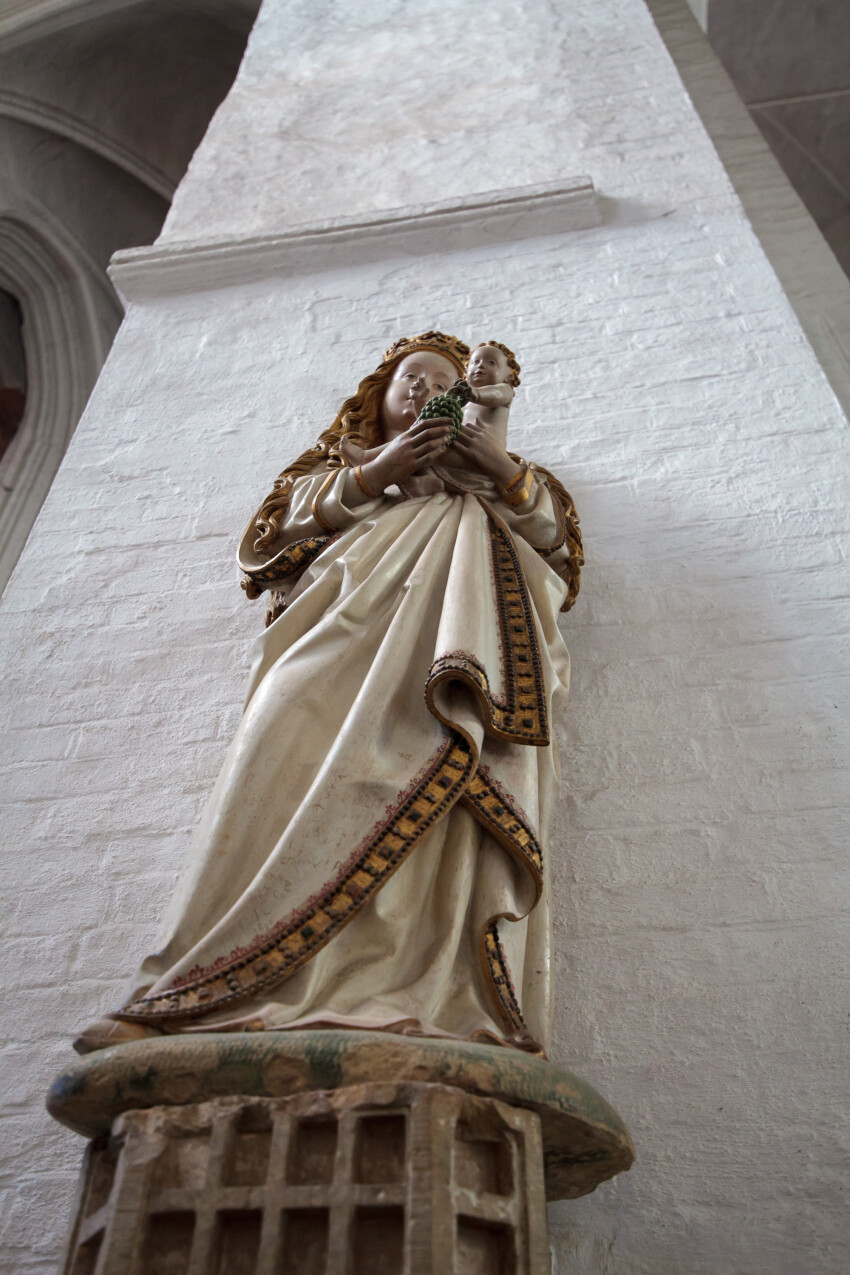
[0,0,262,594]
[546,444,846,1272]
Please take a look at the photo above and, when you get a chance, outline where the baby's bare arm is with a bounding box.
[469,382,515,408]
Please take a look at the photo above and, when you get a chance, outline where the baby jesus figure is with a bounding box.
[338,340,521,497]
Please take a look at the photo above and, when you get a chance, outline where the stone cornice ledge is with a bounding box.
[109,177,599,303]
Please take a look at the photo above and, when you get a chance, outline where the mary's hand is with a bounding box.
[361,416,453,492]
[451,417,518,487]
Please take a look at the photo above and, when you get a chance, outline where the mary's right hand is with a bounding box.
[361,416,453,492]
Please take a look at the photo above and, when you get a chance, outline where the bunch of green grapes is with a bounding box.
[419,378,474,444]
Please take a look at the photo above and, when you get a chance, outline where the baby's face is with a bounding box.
[467,345,511,388]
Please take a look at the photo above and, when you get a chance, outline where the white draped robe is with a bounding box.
[116,467,576,1056]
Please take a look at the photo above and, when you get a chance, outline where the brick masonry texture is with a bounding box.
[1,1,848,1272]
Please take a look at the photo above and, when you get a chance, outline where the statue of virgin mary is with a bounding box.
[76,331,582,1058]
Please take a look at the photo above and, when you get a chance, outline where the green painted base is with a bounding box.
[46,1029,634,1200]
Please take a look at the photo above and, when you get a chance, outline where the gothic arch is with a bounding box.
[0,212,117,588]
[0,90,175,200]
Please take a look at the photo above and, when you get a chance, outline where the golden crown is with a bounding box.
[382,330,471,376]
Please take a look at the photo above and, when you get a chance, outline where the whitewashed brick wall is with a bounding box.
[1,2,847,1271]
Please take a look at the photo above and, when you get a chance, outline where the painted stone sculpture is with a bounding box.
[75,332,583,1058]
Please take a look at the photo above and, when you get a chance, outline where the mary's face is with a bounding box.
[381,351,458,438]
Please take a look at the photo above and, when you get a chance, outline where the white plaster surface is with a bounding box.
[1,1,848,1272]
[163,0,741,240]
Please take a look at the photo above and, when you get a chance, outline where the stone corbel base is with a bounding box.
[47,1031,634,1274]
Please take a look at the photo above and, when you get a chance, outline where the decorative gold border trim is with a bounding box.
[461,770,543,890]
[117,733,476,1023]
[482,921,526,1037]
[462,767,544,1048]
[242,534,335,590]
[353,464,377,499]
[426,520,549,746]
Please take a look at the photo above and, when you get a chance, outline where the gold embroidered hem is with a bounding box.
[117,735,477,1022]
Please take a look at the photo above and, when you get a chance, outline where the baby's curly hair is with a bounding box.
[468,340,521,387]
